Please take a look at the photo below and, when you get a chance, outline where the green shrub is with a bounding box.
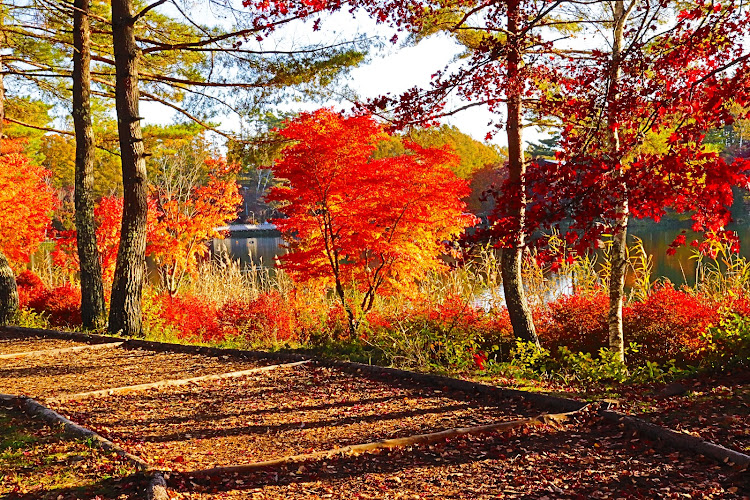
[701,311,750,368]
[510,340,552,374]
[557,346,629,384]
[11,308,50,329]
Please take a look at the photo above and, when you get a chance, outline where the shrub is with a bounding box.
[11,308,51,329]
[324,302,350,341]
[701,311,750,368]
[157,294,222,341]
[27,284,81,327]
[538,293,610,355]
[218,292,297,344]
[624,284,716,364]
[557,346,629,384]
[510,339,552,374]
[479,307,515,360]
[141,289,180,340]
[16,270,47,309]
[723,295,750,318]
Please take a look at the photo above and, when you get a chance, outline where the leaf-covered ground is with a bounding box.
[168,415,748,499]
[479,367,750,456]
[1,334,749,499]
[53,365,540,471]
[0,406,148,499]
[0,344,273,399]
[614,368,750,454]
[0,335,86,356]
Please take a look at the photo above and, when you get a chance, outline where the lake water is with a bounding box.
[212,235,285,268]
[213,223,750,287]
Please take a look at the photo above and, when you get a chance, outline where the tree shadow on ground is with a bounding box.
[122,402,483,443]
[168,421,749,498]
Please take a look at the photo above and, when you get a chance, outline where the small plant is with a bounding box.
[627,236,653,303]
[510,340,551,374]
[11,308,50,329]
[557,346,629,384]
[700,311,750,368]
[693,236,750,299]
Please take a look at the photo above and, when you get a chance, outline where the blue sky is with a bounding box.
[141,6,546,148]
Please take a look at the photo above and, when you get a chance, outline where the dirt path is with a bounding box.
[1,332,748,499]
[0,341,275,399]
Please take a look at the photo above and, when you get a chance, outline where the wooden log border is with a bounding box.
[188,409,581,478]
[600,409,750,468]
[0,392,150,470]
[47,360,311,403]
[0,341,123,359]
[0,392,168,499]
[148,472,169,500]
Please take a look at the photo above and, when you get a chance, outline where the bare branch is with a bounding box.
[133,0,169,23]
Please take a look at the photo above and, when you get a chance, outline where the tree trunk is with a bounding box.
[606,0,632,362]
[73,0,107,330]
[0,250,18,325]
[108,0,148,336]
[0,44,19,325]
[502,0,539,347]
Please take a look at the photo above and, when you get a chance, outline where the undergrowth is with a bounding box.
[11,240,750,388]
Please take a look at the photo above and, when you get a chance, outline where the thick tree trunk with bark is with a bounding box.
[0,47,19,325]
[0,250,17,325]
[501,0,539,347]
[606,0,632,362]
[74,0,107,330]
[108,0,148,336]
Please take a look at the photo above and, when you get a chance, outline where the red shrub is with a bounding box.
[623,284,717,363]
[362,310,392,336]
[324,302,350,340]
[28,284,82,327]
[426,295,478,327]
[538,293,610,354]
[407,294,495,337]
[16,270,47,309]
[477,307,515,355]
[157,294,222,341]
[723,295,750,318]
[218,292,296,343]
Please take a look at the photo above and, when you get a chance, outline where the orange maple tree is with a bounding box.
[55,157,239,296]
[147,157,242,295]
[53,196,147,283]
[0,151,56,267]
[267,109,475,335]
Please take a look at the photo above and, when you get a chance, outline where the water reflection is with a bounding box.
[215,225,750,287]
[211,236,285,268]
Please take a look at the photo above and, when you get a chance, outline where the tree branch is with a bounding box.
[4,118,121,156]
[132,0,169,23]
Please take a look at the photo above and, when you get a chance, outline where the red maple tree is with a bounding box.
[510,1,750,359]
[267,109,474,334]
[54,196,135,283]
[242,0,572,346]
[56,156,240,297]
